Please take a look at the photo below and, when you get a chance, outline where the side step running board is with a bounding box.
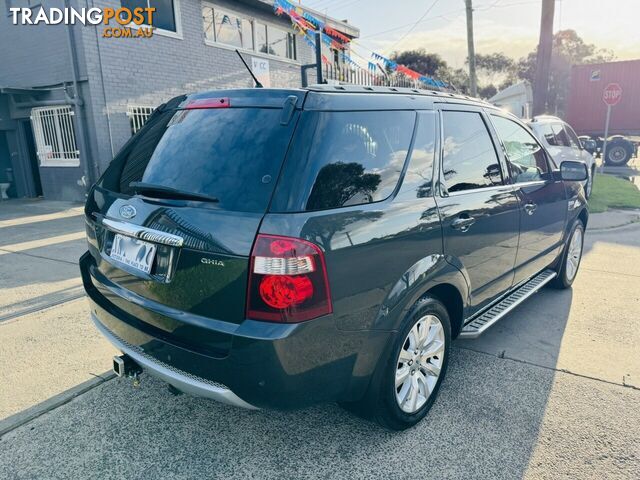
[459,269,557,339]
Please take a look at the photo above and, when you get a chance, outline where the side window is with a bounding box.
[441,111,503,193]
[563,124,582,149]
[121,0,179,33]
[293,111,416,211]
[401,112,437,198]
[539,123,559,146]
[551,124,571,147]
[491,115,549,183]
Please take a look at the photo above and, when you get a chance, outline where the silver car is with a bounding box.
[528,116,596,198]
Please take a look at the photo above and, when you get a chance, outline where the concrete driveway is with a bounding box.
[0,199,638,479]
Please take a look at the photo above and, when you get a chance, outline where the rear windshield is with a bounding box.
[99,107,298,213]
[270,110,416,212]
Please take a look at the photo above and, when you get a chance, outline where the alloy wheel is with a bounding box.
[566,227,583,281]
[395,315,445,414]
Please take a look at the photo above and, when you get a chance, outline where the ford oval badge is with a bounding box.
[119,204,137,219]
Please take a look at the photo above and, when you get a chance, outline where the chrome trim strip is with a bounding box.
[101,218,184,247]
[91,313,258,410]
[459,269,557,339]
[444,185,516,197]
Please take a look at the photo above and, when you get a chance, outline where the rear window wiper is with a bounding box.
[129,182,219,203]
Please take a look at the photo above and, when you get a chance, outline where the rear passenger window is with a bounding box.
[551,124,571,147]
[272,111,416,212]
[441,111,502,193]
[563,124,581,149]
[491,115,549,183]
[539,124,559,146]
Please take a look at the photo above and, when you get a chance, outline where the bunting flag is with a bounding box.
[272,0,450,89]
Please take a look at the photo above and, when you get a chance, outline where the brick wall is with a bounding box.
[80,0,317,172]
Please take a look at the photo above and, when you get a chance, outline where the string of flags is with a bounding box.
[273,0,449,89]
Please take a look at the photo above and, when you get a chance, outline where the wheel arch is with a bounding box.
[374,255,469,337]
[578,207,589,228]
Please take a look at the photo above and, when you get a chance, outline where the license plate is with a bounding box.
[110,234,157,274]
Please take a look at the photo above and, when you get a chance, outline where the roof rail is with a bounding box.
[531,115,563,122]
[306,84,492,106]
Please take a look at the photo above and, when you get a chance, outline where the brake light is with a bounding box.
[185,97,230,109]
[247,234,332,323]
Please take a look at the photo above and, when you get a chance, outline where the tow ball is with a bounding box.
[112,354,143,386]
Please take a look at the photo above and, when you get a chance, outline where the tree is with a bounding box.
[473,53,517,86]
[447,68,470,94]
[517,29,616,115]
[389,49,448,76]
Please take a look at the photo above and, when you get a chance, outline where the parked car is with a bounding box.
[578,135,598,156]
[528,116,596,198]
[81,86,589,430]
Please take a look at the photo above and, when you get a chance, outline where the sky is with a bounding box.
[301,0,640,69]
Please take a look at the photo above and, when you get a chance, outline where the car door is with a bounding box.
[435,108,520,314]
[489,114,567,285]
[563,123,595,172]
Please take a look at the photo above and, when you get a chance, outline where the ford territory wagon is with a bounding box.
[81,86,589,430]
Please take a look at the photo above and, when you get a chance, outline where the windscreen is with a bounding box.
[99,107,299,213]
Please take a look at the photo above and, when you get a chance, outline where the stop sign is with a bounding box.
[603,83,623,106]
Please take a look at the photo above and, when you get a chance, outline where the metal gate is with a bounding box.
[30,106,80,167]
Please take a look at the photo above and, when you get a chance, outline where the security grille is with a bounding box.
[30,106,80,167]
[127,105,155,135]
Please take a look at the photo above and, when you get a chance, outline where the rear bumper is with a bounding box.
[81,252,391,409]
[92,313,257,409]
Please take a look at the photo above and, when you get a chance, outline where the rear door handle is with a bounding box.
[524,202,537,215]
[451,216,476,232]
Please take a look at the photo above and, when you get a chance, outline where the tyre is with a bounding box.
[352,296,451,430]
[604,141,633,166]
[552,219,585,289]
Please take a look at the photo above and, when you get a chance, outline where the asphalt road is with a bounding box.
[0,199,638,479]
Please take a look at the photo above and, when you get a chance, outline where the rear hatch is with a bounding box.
[84,90,304,354]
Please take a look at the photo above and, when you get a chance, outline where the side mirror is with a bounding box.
[560,160,588,182]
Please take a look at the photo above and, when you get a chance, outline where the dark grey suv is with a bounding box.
[81,86,589,430]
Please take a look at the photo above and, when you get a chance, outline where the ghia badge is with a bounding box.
[201,258,225,267]
[119,204,137,219]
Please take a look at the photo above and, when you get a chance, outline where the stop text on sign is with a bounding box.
[603,83,623,106]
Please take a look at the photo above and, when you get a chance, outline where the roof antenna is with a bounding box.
[235,50,263,88]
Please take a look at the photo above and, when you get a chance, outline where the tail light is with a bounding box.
[247,234,332,323]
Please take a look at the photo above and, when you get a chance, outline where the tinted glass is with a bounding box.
[151,0,176,32]
[101,108,298,213]
[441,111,502,192]
[491,115,549,183]
[538,123,559,146]
[563,124,581,149]
[551,124,571,147]
[401,112,437,199]
[271,111,416,212]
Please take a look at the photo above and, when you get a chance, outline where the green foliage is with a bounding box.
[388,29,615,106]
[389,49,448,76]
[517,29,616,115]
[588,174,640,214]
